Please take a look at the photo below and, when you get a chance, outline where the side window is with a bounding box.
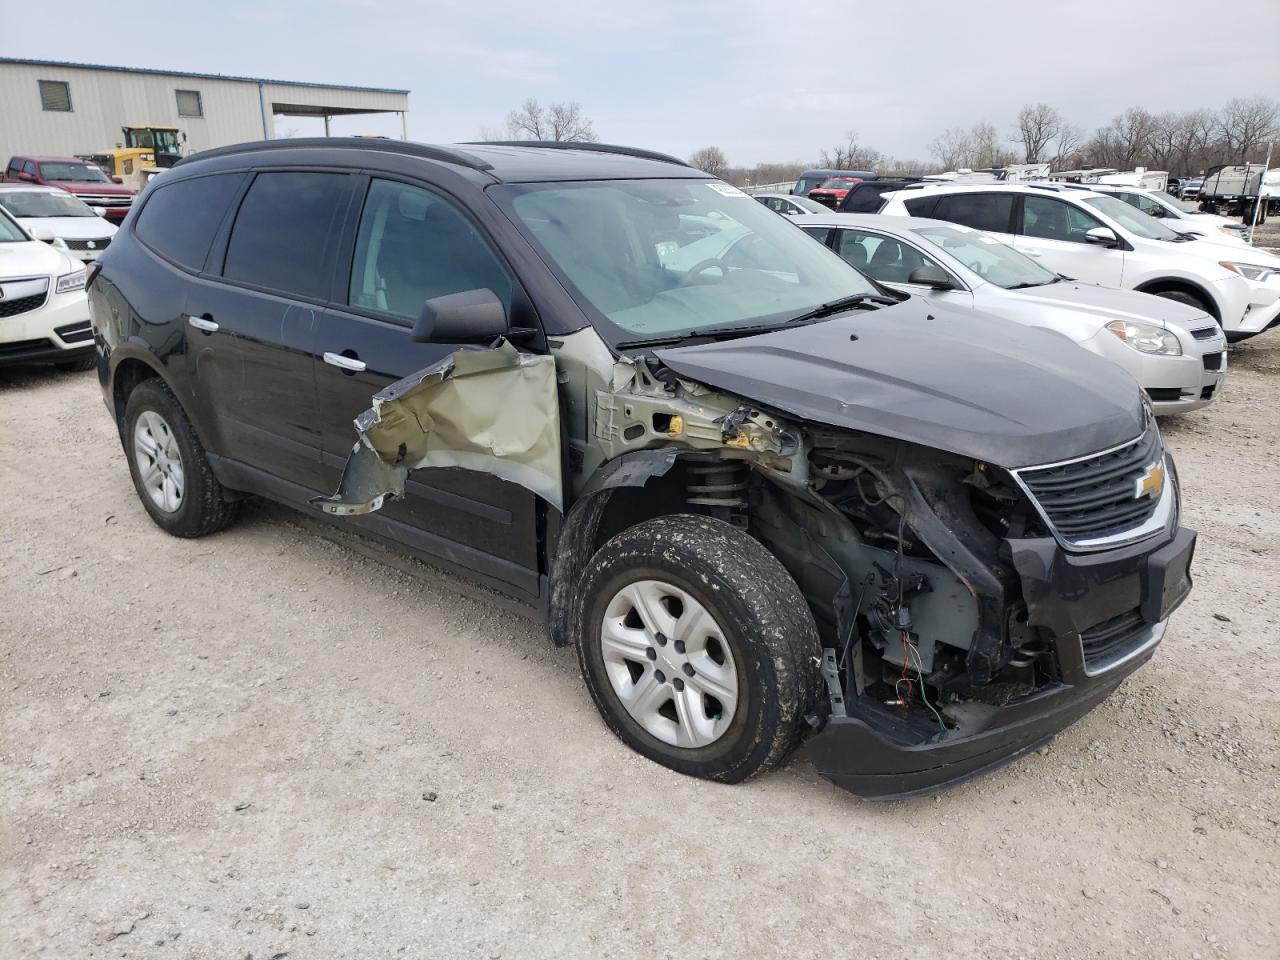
[903,195,939,217]
[348,179,513,323]
[134,174,242,271]
[834,229,873,269]
[843,188,883,214]
[6,159,20,177]
[799,226,831,245]
[1022,196,1104,243]
[931,193,1015,233]
[840,230,935,283]
[24,160,38,177]
[224,172,350,299]
[1124,193,1163,217]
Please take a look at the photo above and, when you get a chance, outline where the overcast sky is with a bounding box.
[5,0,1279,166]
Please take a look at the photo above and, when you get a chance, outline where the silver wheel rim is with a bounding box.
[132,410,185,514]
[600,579,739,749]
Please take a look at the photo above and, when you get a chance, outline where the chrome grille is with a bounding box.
[1015,429,1166,547]
[0,293,47,319]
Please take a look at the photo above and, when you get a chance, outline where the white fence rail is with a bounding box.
[739,181,796,196]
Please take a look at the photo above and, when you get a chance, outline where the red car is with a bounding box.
[2,155,134,223]
[807,176,863,209]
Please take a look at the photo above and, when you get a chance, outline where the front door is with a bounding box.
[313,176,546,593]
[1013,195,1124,286]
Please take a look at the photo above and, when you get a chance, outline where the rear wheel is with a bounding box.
[574,514,821,784]
[122,378,239,537]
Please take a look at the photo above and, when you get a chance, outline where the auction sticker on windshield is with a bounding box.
[707,182,750,198]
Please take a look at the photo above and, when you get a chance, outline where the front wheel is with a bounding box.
[574,514,821,784]
[1151,288,1213,317]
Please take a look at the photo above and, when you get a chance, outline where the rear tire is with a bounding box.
[574,514,821,784]
[122,378,239,538]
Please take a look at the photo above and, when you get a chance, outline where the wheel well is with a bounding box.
[1136,279,1220,320]
[111,357,163,431]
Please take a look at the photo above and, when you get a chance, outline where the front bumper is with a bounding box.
[804,525,1196,800]
[1085,329,1227,414]
[0,289,94,367]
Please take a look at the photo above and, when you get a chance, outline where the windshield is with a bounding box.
[913,224,1058,288]
[1084,194,1181,240]
[792,195,828,213]
[39,162,110,183]
[495,178,878,344]
[818,178,858,190]
[0,207,28,242]
[0,191,96,218]
[1153,191,1197,213]
[793,177,827,194]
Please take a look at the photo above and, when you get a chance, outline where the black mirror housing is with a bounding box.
[907,264,957,290]
[411,288,508,343]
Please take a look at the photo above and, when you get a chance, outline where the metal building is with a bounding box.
[0,57,410,163]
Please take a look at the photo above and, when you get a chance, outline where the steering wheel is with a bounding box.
[680,258,729,285]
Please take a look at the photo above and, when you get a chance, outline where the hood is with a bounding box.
[0,237,76,279]
[1168,234,1280,267]
[16,215,117,240]
[1168,214,1249,246]
[1003,279,1213,331]
[55,181,133,196]
[655,297,1146,470]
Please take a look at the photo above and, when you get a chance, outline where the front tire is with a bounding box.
[1151,288,1213,317]
[122,378,239,538]
[574,514,821,784]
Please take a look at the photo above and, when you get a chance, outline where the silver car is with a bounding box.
[753,193,828,217]
[799,213,1227,414]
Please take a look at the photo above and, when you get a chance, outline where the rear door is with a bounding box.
[312,174,544,592]
[927,191,1018,243]
[1013,194,1124,286]
[185,169,356,489]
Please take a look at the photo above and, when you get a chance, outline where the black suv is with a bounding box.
[90,139,1195,799]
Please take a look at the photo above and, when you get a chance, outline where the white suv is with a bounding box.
[1057,182,1249,246]
[0,206,93,371]
[879,182,1280,341]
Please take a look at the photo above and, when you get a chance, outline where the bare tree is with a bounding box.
[1218,96,1280,161]
[688,146,729,178]
[820,131,883,170]
[929,127,975,169]
[504,99,598,142]
[969,121,1017,168]
[1014,103,1062,163]
[1049,122,1084,169]
[1087,107,1159,169]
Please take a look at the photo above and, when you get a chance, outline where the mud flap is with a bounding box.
[311,341,562,516]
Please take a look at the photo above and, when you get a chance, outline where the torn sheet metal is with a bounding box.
[312,341,562,516]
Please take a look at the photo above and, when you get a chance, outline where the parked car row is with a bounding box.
[0,204,93,370]
[84,139,1198,800]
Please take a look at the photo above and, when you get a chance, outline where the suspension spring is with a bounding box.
[687,460,749,509]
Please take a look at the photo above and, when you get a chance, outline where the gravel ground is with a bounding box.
[2,333,1278,960]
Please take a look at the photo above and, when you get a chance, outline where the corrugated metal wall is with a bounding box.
[0,62,408,165]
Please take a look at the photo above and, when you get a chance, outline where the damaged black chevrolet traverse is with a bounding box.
[90,139,1195,798]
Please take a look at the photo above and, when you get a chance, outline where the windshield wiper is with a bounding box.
[616,324,789,350]
[786,293,899,325]
[1005,276,1064,290]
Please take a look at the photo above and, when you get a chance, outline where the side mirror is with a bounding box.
[111,175,124,184]
[1085,226,1119,247]
[907,264,957,290]
[91,206,107,217]
[16,171,35,182]
[411,288,508,343]
[30,226,55,242]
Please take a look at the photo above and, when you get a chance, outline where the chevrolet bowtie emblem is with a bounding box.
[1134,461,1165,500]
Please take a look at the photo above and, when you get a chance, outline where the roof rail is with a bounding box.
[466,140,692,168]
[175,137,495,171]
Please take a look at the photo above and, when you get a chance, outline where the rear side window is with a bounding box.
[842,186,888,213]
[903,195,939,217]
[931,193,1015,233]
[1021,196,1104,243]
[134,174,241,271]
[224,172,350,300]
